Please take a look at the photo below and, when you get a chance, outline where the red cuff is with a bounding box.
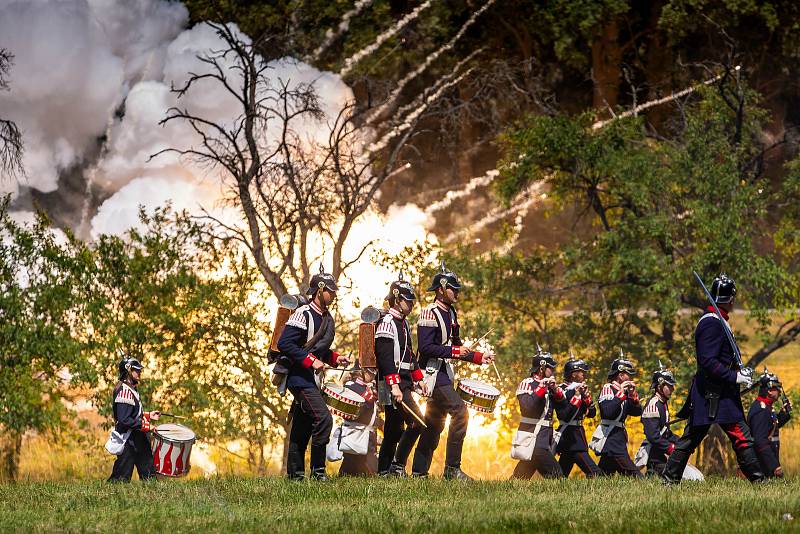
[142,420,153,432]
[143,412,152,421]
[667,443,675,455]
[570,395,582,406]
[385,374,400,386]
[302,354,317,368]
[328,351,341,366]
[411,369,424,382]
[583,395,593,405]
[472,351,484,364]
[615,389,626,400]
[553,388,565,400]
[451,346,463,357]
[534,386,547,398]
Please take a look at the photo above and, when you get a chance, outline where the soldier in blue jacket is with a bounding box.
[595,357,643,477]
[639,366,679,476]
[375,276,428,476]
[410,263,495,480]
[511,350,566,479]
[554,358,603,477]
[277,267,349,480]
[747,369,791,478]
[662,275,765,483]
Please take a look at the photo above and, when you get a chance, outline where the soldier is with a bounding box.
[108,357,160,482]
[747,369,792,478]
[593,357,643,477]
[277,266,350,480]
[639,365,679,476]
[511,348,566,479]
[339,362,381,476]
[411,262,495,480]
[662,275,765,483]
[553,357,603,478]
[375,275,428,476]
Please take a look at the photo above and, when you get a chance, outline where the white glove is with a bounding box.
[736,372,753,387]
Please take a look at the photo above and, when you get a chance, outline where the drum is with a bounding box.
[457,379,501,413]
[151,423,195,477]
[682,463,705,481]
[322,382,365,421]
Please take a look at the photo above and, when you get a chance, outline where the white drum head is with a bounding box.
[682,463,705,481]
[155,423,195,442]
[460,378,500,396]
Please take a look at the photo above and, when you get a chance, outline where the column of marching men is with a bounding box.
[105,267,792,481]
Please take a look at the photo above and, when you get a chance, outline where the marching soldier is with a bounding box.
[639,365,679,476]
[511,348,565,479]
[411,262,495,480]
[554,357,603,477]
[108,357,160,482]
[277,266,349,480]
[375,275,428,476]
[339,363,381,476]
[662,275,765,483]
[593,357,643,477]
[747,369,792,478]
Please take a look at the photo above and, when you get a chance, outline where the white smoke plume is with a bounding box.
[0,0,188,196]
[365,0,496,124]
[424,168,498,219]
[339,0,433,77]
[308,0,375,63]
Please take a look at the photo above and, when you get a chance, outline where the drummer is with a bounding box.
[376,275,428,476]
[411,262,495,480]
[108,356,160,482]
[339,362,382,476]
[277,266,350,480]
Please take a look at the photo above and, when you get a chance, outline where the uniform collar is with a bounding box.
[388,307,405,320]
[435,299,451,312]
[309,301,324,315]
[756,395,775,406]
[707,305,729,321]
[655,392,667,403]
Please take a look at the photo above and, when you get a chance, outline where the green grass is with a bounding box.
[0,477,798,533]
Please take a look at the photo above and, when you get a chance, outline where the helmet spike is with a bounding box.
[440,260,447,274]
[319,263,324,274]
[569,348,575,361]
[536,342,542,354]
[398,270,404,281]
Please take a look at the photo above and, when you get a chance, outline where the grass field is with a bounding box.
[0,476,798,533]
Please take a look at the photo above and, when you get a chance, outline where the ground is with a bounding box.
[0,477,798,533]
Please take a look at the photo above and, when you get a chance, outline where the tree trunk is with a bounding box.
[0,431,23,482]
[592,19,622,110]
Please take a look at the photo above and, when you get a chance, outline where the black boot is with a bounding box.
[310,467,329,481]
[443,465,472,481]
[389,462,408,478]
[286,446,305,480]
[736,447,766,482]
[661,449,691,485]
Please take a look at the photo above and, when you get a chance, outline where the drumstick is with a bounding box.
[491,361,501,380]
[159,412,187,420]
[399,400,428,429]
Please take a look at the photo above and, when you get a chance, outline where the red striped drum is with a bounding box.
[322,382,365,421]
[457,379,501,413]
[151,423,195,477]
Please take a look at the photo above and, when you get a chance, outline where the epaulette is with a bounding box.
[114,386,135,406]
[417,306,438,328]
[598,383,615,402]
[642,396,660,418]
[375,314,397,340]
[516,377,535,395]
[286,305,310,329]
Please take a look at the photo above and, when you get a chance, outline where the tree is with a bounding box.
[0,198,96,480]
[0,49,23,178]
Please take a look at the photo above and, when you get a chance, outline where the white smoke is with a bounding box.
[0,0,188,195]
